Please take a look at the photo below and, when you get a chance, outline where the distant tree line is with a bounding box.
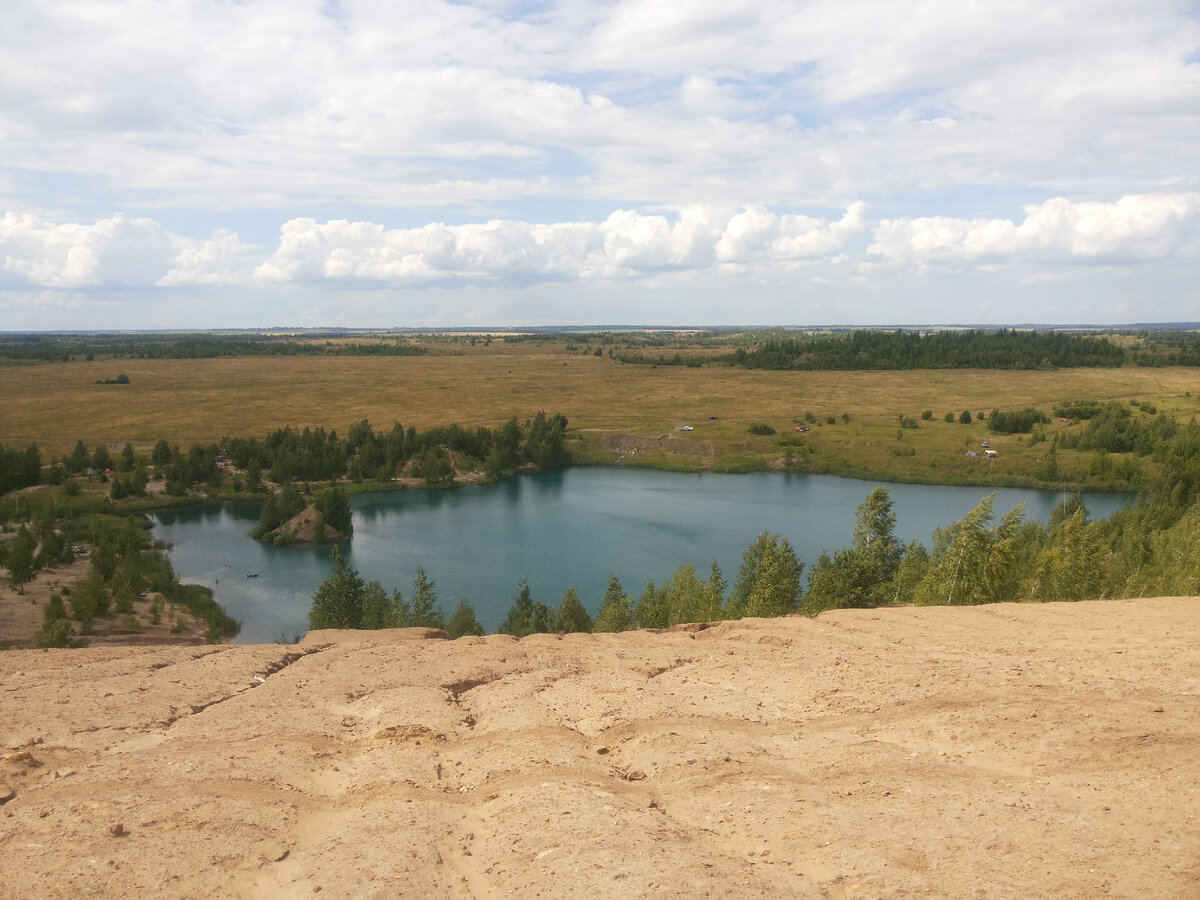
[616,329,1130,370]
[0,414,571,510]
[219,412,568,487]
[0,333,430,360]
[722,329,1126,370]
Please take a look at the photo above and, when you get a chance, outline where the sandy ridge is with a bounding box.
[1,597,1197,898]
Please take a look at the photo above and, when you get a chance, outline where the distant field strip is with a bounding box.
[2,353,1196,464]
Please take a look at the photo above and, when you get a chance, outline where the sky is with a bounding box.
[2,0,1199,330]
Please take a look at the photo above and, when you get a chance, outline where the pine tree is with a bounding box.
[731,531,803,618]
[360,580,405,629]
[700,560,726,622]
[409,567,446,629]
[551,587,593,633]
[633,581,670,629]
[5,529,36,594]
[446,600,485,638]
[499,581,549,637]
[593,574,632,632]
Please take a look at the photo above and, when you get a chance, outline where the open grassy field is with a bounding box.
[3,343,1197,489]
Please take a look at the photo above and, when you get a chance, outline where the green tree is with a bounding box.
[890,540,930,605]
[524,411,570,468]
[33,615,81,649]
[593,574,632,632]
[1136,502,1200,596]
[251,483,306,540]
[446,599,486,638]
[90,539,118,581]
[633,581,670,629]
[5,528,36,593]
[408,567,446,629]
[853,487,903,582]
[118,442,136,472]
[700,560,727,622]
[551,587,593,633]
[499,581,550,637]
[413,447,455,487]
[360,580,405,629]
[91,444,113,472]
[494,416,522,470]
[70,570,110,630]
[801,486,905,612]
[245,459,263,493]
[803,549,862,615]
[308,547,366,629]
[67,440,89,474]
[152,438,172,466]
[914,493,1026,606]
[730,531,803,618]
[315,485,353,536]
[1024,508,1105,602]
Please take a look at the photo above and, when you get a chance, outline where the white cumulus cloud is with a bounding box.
[254,205,868,285]
[867,193,1200,271]
[0,212,258,289]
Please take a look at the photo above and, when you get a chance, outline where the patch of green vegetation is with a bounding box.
[712,455,769,473]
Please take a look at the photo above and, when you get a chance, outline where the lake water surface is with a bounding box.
[150,469,1134,643]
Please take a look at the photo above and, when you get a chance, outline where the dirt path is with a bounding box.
[1,597,1197,898]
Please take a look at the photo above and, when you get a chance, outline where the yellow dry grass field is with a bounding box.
[2,350,1197,485]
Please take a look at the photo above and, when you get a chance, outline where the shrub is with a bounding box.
[748,423,776,436]
[987,408,1051,434]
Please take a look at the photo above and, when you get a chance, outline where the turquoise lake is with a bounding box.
[149,469,1134,643]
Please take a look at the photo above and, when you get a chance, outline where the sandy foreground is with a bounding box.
[1,598,1197,899]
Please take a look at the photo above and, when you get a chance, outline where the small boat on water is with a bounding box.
[246,573,259,578]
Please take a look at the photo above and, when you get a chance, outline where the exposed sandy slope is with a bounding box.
[1,598,1197,898]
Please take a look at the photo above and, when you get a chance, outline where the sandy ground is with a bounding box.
[1,597,1197,898]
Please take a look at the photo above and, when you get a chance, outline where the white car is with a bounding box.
[679,425,694,432]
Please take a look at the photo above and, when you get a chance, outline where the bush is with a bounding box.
[748,423,776,436]
[921,410,933,420]
[446,600,485,638]
[987,408,1051,434]
[959,410,973,424]
[32,618,83,649]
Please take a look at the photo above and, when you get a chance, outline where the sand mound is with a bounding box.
[1,597,1197,898]
[278,504,344,543]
